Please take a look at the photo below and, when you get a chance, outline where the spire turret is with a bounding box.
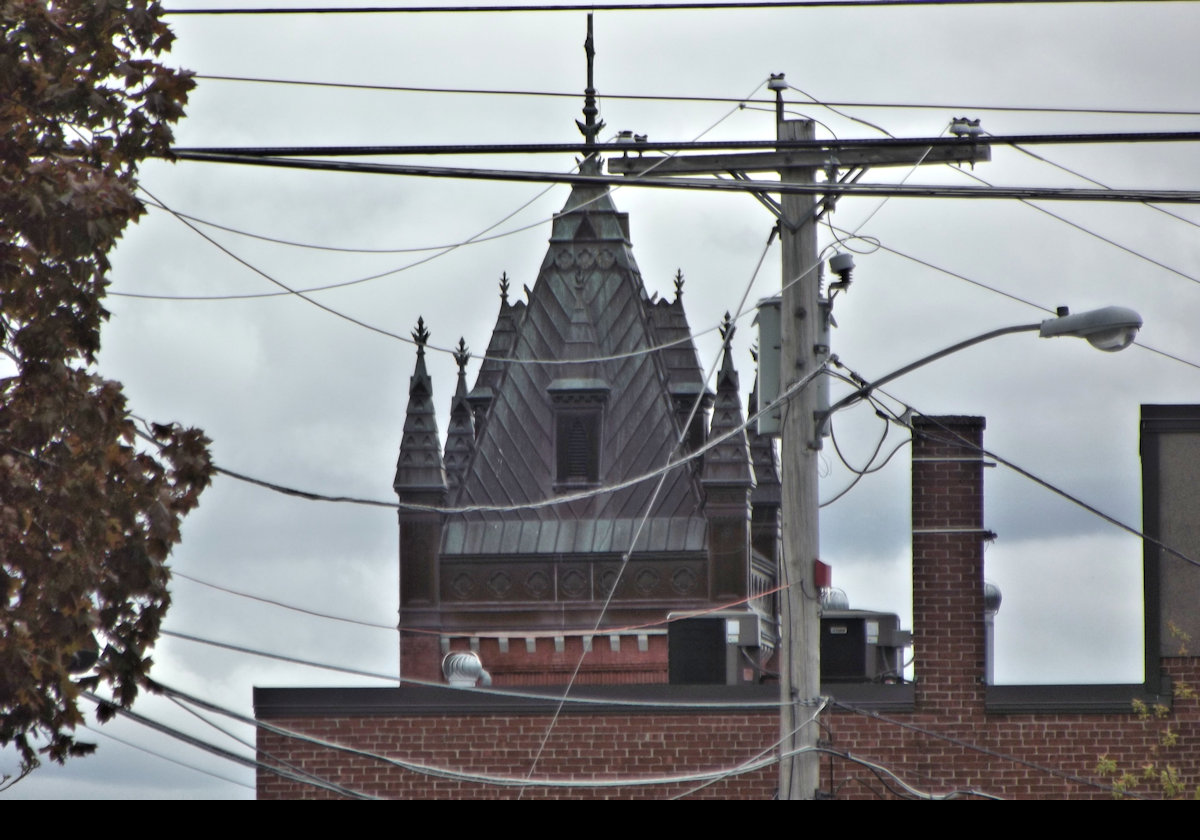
[702,314,753,488]
[444,338,475,493]
[748,345,781,505]
[394,317,448,494]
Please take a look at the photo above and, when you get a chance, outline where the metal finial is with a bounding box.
[412,317,430,356]
[499,271,510,303]
[454,338,470,371]
[719,312,735,345]
[673,269,684,300]
[575,13,605,169]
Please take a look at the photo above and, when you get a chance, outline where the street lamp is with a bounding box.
[1038,305,1142,351]
[781,303,1141,800]
[815,305,1143,437]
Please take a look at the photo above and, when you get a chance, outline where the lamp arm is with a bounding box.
[816,322,1041,434]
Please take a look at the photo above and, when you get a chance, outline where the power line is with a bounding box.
[170,153,1200,203]
[162,628,401,682]
[191,75,1200,118]
[128,105,767,365]
[162,625,791,709]
[827,222,1200,374]
[793,92,1200,374]
[828,699,1140,797]
[170,131,1200,157]
[824,385,1200,571]
[207,358,813,516]
[163,1,1196,14]
[814,747,1004,800]
[82,691,377,798]
[177,560,781,638]
[133,182,724,361]
[84,724,255,792]
[162,681,788,791]
[173,571,398,630]
[915,417,1200,570]
[949,163,1200,287]
[164,693,346,797]
[1008,144,1200,231]
[137,197,551,255]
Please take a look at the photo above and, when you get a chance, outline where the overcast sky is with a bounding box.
[6,0,1200,798]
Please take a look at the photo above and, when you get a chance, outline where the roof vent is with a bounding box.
[442,651,492,687]
[821,587,850,611]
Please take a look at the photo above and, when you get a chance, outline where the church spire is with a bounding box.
[443,338,475,493]
[747,345,781,501]
[702,314,753,488]
[394,317,448,494]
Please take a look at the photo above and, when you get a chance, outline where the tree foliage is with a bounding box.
[0,1,212,775]
[1096,624,1200,799]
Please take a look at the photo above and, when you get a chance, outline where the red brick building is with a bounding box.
[391,129,779,686]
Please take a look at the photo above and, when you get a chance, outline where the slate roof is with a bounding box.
[442,183,714,555]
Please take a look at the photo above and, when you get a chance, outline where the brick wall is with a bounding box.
[911,416,987,712]
[255,690,779,800]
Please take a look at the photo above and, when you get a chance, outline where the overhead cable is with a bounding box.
[84,724,255,791]
[162,629,401,683]
[171,131,1200,157]
[162,681,789,790]
[173,571,397,630]
[175,562,781,638]
[1004,140,1200,231]
[823,373,1200,572]
[950,163,1200,287]
[163,1,1198,15]
[171,152,1200,204]
[81,691,377,799]
[827,223,1200,374]
[914,415,1200,570]
[829,699,1142,798]
[793,91,1200,372]
[208,356,821,515]
[165,693,341,796]
[191,75,1200,118]
[160,627,789,709]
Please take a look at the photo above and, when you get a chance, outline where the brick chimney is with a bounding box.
[911,415,988,713]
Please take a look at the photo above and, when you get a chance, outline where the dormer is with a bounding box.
[548,378,610,488]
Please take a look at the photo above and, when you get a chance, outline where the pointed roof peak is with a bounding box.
[453,337,470,373]
[412,316,430,358]
[719,312,735,344]
[719,312,737,374]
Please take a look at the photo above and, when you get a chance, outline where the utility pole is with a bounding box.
[609,79,989,799]
[775,107,822,801]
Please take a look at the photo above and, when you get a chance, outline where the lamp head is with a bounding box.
[1038,305,1142,352]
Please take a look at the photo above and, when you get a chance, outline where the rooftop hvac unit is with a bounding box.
[821,609,910,683]
[667,612,764,686]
